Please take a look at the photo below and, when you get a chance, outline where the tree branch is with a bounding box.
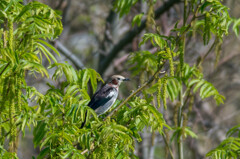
[98,0,181,75]
[62,0,72,26]
[162,132,174,159]
[196,38,218,67]
[54,40,85,69]
[55,0,65,10]
[104,63,166,120]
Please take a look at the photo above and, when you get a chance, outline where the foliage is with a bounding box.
[0,0,62,157]
[0,1,168,158]
[132,13,144,27]
[31,64,169,158]
[206,125,240,159]
[113,0,139,17]
[0,0,240,159]
[115,0,240,158]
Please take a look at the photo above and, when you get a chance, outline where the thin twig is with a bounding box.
[177,0,189,158]
[54,40,85,69]
[162,133,174,159]
[176,3,201,43]
[217,52,239,67]
[197,38,218,67]
[81,142,95,155]
[104,63,166,120]
[81,148,89,155]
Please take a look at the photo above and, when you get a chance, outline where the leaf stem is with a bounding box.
[177,88,184,159]
[162,132,174,159]
[177,3,201,43]
[177,0,188,159]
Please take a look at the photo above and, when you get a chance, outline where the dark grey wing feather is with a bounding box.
[88,85,116,110]
[81,85,116,128]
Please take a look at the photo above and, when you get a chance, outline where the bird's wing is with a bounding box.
[88,85,117,110]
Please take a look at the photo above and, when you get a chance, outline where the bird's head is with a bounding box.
[109,75,130,86]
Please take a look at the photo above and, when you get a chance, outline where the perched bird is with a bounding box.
[81,75,129,128]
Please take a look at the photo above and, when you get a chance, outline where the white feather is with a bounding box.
[107,91,115,98]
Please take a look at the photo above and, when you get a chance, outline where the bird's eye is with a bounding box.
[117,78,120,80]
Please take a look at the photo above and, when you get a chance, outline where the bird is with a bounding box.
[80,75,129,128]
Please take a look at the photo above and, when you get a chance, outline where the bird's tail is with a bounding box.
[80,111,87,128]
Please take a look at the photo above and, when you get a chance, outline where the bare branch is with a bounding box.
[54,41,85,69]
[98,0,181,75]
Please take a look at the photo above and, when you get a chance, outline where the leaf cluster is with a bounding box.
[206,125,240,159]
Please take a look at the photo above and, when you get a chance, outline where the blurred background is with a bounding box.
[19,0,240,158]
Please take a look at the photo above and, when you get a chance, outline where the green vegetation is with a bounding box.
[0,0,240,158]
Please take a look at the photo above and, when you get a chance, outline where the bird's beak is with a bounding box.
[123,78,130,81]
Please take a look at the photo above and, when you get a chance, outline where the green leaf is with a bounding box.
[61,133,73,144]
[144,83,158,94]
[88,68,103,93]
[147,104,166,130]
[233,18,240,36]
[170,128,181,142]
[40,133,56,149]
[81,69,90,90]
[21,60,49,77]
[193,79,205,93]
[206,137,240,158]
[185,127,198,139]
[61,149,73,159]
[200,83,212,98]
[37,147,50,159]
[37,39,60,57]
[188,79,200,87]
[14,3,31,21]
[139,33,167,48]
[0,10,7,19]
[199,82,210,98]
[4,0,16,12]
[37,43,58,64]
[114,0,138,17]
[132,13,144,27]
[227,124,240,137]
[167,78,180,101]
[33,121,47,147]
